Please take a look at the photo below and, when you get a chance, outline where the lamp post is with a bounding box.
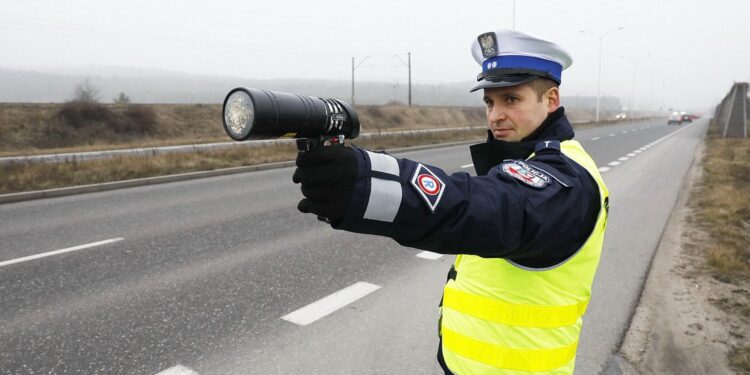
[620,54,651,118]
[351,56,370,106]
[579,26,624,124]
[393,52,412,106]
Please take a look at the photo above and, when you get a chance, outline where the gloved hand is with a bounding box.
[292,145,358,223]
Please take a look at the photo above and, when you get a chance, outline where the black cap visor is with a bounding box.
[470,67,561,92]
[470,74,538,92]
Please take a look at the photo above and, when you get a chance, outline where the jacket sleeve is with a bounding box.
[333,146,600,262]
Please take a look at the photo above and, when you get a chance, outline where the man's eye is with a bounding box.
[505,97,518,104]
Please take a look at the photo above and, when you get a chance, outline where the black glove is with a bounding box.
[292,145,358,222]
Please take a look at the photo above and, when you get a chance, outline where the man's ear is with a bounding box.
[545,87,560,113]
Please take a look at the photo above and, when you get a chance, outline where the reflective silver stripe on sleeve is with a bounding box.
[366,150,399,176]
[363,178,402,222]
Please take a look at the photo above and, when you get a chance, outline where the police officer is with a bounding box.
[293,29,609,374]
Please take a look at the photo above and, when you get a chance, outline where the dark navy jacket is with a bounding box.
[335,107,600,268]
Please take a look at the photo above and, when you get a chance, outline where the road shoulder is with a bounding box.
[609,140,744,374]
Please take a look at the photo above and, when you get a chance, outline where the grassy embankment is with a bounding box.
[692,120,750,371]
[0,102,486,193]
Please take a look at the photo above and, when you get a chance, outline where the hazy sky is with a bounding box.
[2,0,749,111]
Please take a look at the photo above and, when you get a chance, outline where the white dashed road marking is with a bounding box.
[598,121,696,174]
[416,251,444,260]
[281,282,381,326]
[156,365,199,375]
[609,133,617,137]
[460,164,474,169]
[0,238,124,268]
[591,137,600,141]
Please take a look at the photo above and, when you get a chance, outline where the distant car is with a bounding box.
[681,114,693,123]
[615,113,627,120]
[668,112,682,125]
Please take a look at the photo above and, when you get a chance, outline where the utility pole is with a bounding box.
[579,26,625,124]
[351,57,355,106]
[408,52,412,106]
[351,56,369,106]
[394,52,412,106]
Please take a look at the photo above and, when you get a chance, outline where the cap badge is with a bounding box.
[478,32,497,59]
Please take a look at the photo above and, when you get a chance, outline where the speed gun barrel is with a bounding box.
[222,87,360,142]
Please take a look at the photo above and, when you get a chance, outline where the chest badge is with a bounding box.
[500,160,550,189]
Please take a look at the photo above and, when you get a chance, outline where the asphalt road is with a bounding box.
[0,118,708,374]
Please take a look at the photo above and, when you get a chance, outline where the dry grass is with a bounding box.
[0,103,485,155]
[692,120,750,373]
[0,144,297,194]
[694,123,750,277]
[0,129,484,194]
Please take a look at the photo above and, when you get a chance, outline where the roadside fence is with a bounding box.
[714,82,748,138]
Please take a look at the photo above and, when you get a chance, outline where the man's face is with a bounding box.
[483,83,558,142]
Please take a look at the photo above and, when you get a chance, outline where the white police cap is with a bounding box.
[470,29,573,92]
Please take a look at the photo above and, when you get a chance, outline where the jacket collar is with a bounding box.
[469,107,574,176]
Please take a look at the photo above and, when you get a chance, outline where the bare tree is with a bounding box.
[71,78,100,103]
[113,92,131,104]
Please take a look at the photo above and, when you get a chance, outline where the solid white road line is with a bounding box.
[416,251,444,260]
[0,238,124,268]
[281,282,381,326]
[591,137,600,141]
[608,161,622,167]
[598,167,611,173]
[460,163,474,169]
[156,365,199,375]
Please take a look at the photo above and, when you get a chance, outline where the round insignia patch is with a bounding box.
[417,174,441,195]
[501,161,550,189]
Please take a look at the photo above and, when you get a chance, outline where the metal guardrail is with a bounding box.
[0,117,645,166]
[714,82,748,138]
[0,126,485,166]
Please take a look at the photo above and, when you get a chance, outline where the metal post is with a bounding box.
[408,52,412,107]
[351,56,370,106]
[351,57,355,106]
[630,59,636,118]
[595,36,602,124]
[579,27,624,125]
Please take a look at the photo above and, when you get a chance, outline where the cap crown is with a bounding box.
[470,30,572,91]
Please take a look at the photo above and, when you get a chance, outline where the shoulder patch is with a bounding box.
[500,160,550,189]
[410,163,445,213]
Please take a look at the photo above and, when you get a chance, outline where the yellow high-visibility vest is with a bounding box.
[441,140,609,374]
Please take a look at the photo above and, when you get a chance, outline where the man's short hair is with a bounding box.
[527,78,559,102]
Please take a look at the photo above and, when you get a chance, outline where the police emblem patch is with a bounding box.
[478,32,497,58]
[410,164,445,213]
[500,160,550,189]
